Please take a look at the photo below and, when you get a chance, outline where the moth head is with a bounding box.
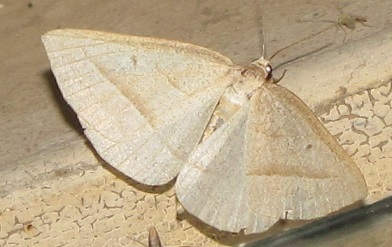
[251,57,273,81]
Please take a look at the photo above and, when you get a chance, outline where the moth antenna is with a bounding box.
[269,24,334,61]
[252,0,266,59]
[262,43,266,60]
[273,69,287,83]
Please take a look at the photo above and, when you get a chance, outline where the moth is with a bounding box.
[336,13,368,30]
[41,29,367,234]
[296,13,369,43]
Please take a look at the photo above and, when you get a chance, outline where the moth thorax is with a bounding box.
[228,78,260,106]
[226,61,272,106]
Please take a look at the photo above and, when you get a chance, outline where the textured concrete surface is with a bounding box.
[1,0,392,246]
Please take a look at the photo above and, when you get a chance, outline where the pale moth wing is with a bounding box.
[42,29,233,185]
[175,95,280,233]
[245,83,367,220]
[175,67,367,233]
[42,29,367,234]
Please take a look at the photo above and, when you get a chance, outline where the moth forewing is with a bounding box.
[41,29,233,186]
